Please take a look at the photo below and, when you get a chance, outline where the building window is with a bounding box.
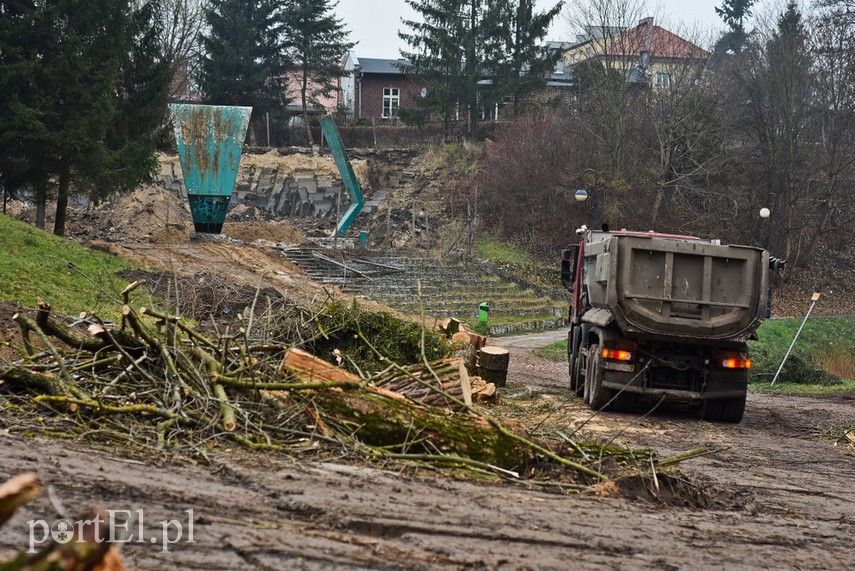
[656,72,670,89]
[382,87,400,118]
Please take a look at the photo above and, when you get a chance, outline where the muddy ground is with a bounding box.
[2,188,854,568]
[1,338,853,570]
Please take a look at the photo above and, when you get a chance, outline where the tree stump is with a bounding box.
[478,346,510,387]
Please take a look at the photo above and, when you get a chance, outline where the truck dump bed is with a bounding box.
[582,232,768,341]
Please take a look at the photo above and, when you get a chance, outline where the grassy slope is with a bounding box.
[748,317,855,393]
[0,214,149,317]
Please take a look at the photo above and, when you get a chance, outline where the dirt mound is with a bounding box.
[72,184,193,244]
[71,185,307,247]
[222,221,305,245]
[0,200,27,218]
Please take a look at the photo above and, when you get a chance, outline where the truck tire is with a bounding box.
[700,393,746,423]
[584,344,612,410]
[569,354,578,392]
[571,353,584,396]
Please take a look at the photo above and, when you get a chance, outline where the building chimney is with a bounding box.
[639,17,654,52]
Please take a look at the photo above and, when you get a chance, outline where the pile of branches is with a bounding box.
[0,284,694,486]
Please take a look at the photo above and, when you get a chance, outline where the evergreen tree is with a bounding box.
[400,0,471,138]
[96,0,173,202]
[0,0,173,235]
[2,0,125,233]
[713,0,757,56]
[489,0,563,114]
[200,0,286,120]
[281,0,354,145]
[400,0,561,139]
[0,0,42,212]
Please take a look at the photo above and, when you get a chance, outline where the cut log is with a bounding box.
[0,473,40,528]
[373,357,477,411]
[470,376,497,401]
[468,333,488,351]
[450,331,471,344]
[266,351,527,470]
[478,346,510,387]
[445,318,464,336]
[278,348,360,383]
[434,318,452,335]
[479,346,510,369]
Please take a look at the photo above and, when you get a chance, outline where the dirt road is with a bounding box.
[1,340,853,570]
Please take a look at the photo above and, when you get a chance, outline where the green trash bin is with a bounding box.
[359,230,368,247]
[478,302,490,324]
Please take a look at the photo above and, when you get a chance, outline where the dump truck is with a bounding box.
[561,227,778,422]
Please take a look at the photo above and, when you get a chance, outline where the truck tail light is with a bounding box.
[602,348,634,361]
[715,350,752,369]
[720,357,752,369]
[601,340,637,362]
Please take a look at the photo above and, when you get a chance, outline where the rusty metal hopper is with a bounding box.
[583,233,768,341]
[169,104,252,233]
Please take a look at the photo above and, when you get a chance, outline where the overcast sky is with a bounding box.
[334,0,780,59]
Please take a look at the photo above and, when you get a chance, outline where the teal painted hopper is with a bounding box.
[169,104,252,233]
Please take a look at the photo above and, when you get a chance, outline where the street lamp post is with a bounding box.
[577,168,601,229]
[760,193,782,319]
[759,192,779,256]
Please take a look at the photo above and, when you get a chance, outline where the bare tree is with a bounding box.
[159,0,208,101]
[723,3,823,268]
[563,0,657,179]
[642,26,727,228]
[802,0,855,258]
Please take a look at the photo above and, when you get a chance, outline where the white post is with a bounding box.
[771,292,821,386]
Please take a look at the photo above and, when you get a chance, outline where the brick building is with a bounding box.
[341,53,428,124]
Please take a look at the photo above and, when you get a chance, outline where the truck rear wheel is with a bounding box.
[700,393,746,423]
[570,354,584,396]
[584,344,612,410]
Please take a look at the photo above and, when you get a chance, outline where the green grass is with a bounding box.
[747,380,855,396]
[534,339,568,361]
[0,214,151,318]
[749,317,855,387]
[475,234,535,264]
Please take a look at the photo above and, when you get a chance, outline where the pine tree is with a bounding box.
[281,0,354,145]
[97,0,173,202]
[200,0,286,119]
[713,0,757,56]
[400,0,562,139]
[1,0,173,235]
[489,0,563,114]
[400,0,470,139]
[0,0,43,212]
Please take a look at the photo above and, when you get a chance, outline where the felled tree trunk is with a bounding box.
[276,350,529,471]
[310,387,531,472]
